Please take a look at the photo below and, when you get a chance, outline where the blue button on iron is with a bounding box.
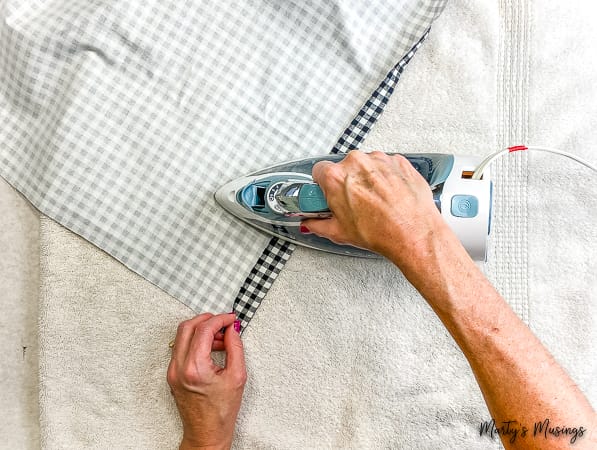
[451,195,478,218]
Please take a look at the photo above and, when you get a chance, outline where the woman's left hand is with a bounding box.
[167,312,246,450]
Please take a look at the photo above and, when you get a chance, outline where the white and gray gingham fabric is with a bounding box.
[0,1,446,322]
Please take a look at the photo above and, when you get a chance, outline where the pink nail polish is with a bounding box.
[299,225,311,234]
[233,320,241,333]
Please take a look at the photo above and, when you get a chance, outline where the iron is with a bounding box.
[215,153,492,260]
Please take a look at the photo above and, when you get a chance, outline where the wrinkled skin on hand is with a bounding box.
[168,313,246,450]
[302,150,444,260]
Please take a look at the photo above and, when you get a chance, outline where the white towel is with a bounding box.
[0,177,40,449]
[36,0,597,448]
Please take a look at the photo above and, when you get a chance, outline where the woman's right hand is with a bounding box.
[301,151,449,262]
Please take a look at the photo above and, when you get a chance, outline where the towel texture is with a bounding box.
[36,0,597,448]
[0,177,40,449]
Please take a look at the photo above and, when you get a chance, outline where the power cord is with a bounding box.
[472,145,597,180]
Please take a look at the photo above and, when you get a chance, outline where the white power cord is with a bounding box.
[472,145,597,180]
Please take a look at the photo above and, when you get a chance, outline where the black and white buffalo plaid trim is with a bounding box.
[233,237,294,331]
[233,29,431,330]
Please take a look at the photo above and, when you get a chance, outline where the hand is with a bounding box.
[301,151,446,261]
[167,313,246,450]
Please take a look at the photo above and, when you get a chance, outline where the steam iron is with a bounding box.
[215,153,492,260]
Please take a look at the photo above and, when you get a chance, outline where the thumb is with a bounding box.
[300,217,345,244]
[223,321,246,377]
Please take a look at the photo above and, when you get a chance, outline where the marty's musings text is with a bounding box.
[479,418,586,444]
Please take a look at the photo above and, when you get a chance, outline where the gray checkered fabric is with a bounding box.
[0,1,446,315]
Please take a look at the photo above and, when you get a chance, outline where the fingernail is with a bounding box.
[233,320,241,333]
[299,225,311,234]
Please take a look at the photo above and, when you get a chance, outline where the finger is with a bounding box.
[211,340,226,352]
[395,154,428,182]
[343,149,368,163]
[301,217,345,244]
[212,322,235,352]
[222,321,246,378]
[214,331,225,341]
[187,313,237,366]
[172,313,213,364]
[391,153,410,165]
[369,150,390,161]
[311,160,336,185]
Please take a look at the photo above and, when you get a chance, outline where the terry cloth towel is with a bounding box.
[0,177,40,449]
[37,0,597,448]
[0,0,446,321]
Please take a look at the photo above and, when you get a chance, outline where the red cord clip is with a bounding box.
[508,145,528,152]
